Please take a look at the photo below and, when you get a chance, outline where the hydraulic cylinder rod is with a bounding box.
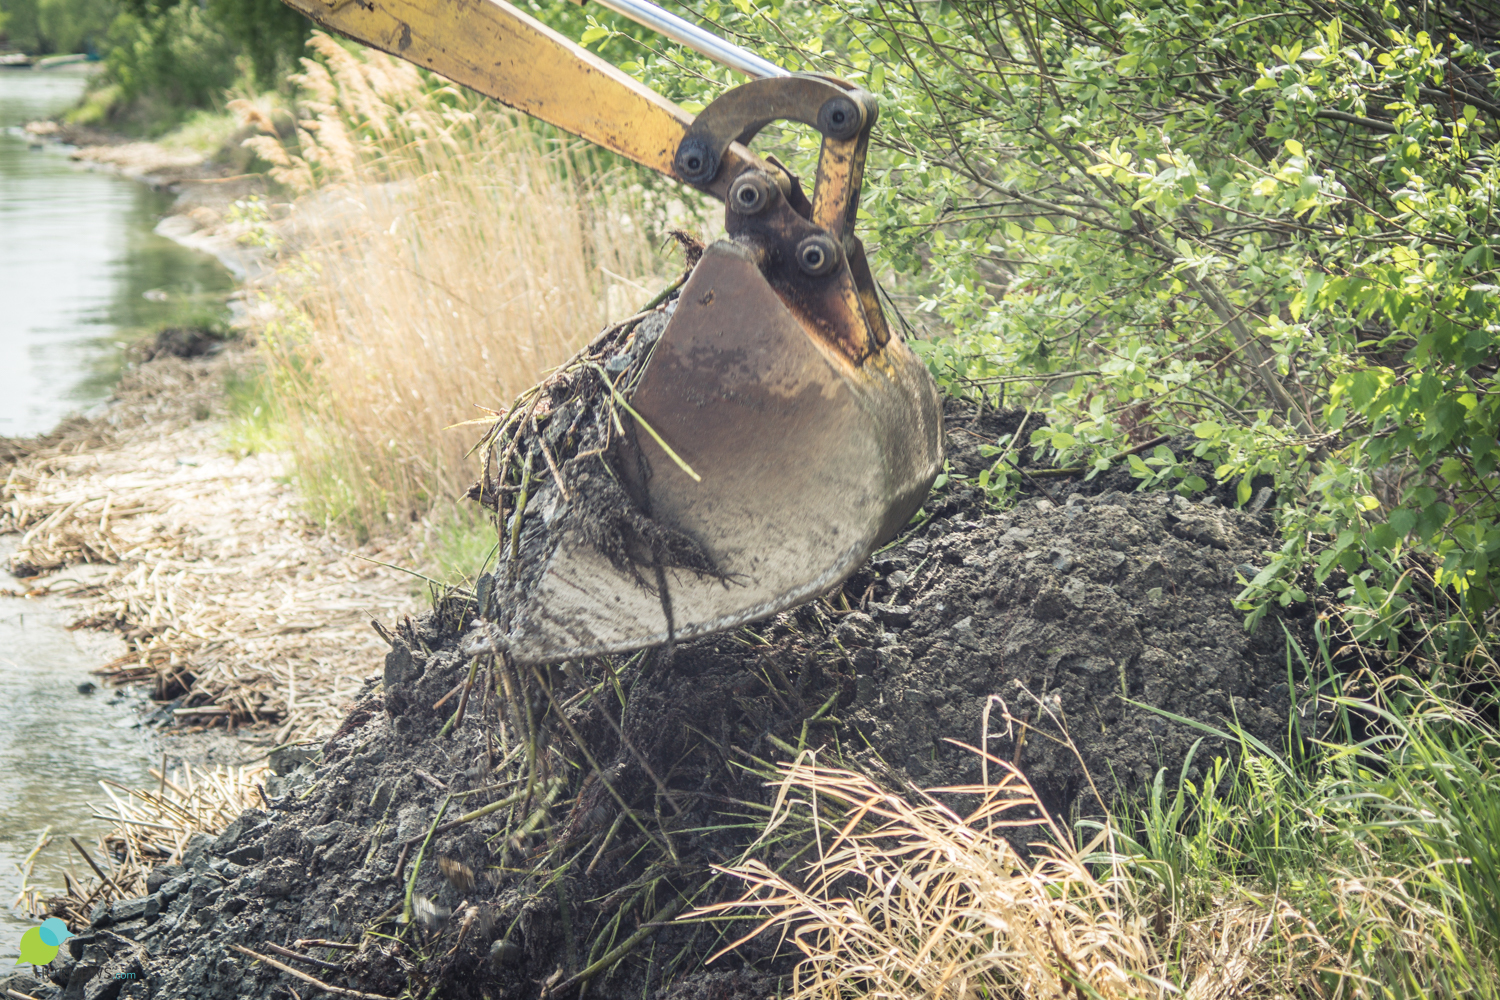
[584,0,789,79]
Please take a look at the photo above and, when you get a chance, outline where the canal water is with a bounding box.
[0,68,234,437]
[0,569,149,965]
[0,69,232,962]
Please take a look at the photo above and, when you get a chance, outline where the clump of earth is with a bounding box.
[12,403,1312,1000]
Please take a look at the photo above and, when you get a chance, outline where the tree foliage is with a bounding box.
[0,0,113,54]
[101,0,307,111]
[2,0,309,127]
[99,2,241,113]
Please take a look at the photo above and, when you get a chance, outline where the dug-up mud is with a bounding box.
[9,408,1313,1000]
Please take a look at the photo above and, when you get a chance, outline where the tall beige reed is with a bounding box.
[241,34,687,534]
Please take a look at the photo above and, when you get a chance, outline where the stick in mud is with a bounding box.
[263,941,347,972]
[294,939,361,951]
[229,945,395,1000]
[552,893,687,995]
[69,835,125,898]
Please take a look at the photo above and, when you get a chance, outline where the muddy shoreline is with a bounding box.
[21,119,274,282]
[2,380,1312,1000]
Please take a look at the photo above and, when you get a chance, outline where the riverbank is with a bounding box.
[0,70,240,439]
[10,343,1498,996]
[0,342,429,966]
[0,92,440,970]
[21,117,274,283]
[2,383,1326,999]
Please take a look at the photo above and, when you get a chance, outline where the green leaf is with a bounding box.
[1303,269,1324,303]
[1417,503,1451,541]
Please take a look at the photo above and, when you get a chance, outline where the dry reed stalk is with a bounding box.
[1,352,422,742]
[700,753,1347,999]
[236,33,705,532]
[24,761,268,921]
[11,827,53,916]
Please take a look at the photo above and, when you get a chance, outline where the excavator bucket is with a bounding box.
[467,70,948,665]
[496,233,944,664]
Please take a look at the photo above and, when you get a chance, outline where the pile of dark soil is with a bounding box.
[28,404,1313,1000]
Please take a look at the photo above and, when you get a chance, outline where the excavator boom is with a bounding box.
[278,0,767,201]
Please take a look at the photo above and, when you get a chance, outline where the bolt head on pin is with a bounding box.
[674,137,718,183]
[795,233,840,276]
[816,95,862,139]
[727,172,778,215]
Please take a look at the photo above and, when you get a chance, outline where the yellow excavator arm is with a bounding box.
[273,0,946,662]
[278,0,769,201]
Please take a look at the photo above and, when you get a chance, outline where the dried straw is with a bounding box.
[23,761,268,923]
[233,32,705,534]
[700,751,1337,999]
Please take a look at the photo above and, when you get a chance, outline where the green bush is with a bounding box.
[65,0,309,130]
[98,3,240,122]
[0,0,39,50]
[38,0,111,53]
[203,0,307,88]
[0,0,111,53]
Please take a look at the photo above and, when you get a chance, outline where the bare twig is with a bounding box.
[69,837,124,898]
[229,945,395,1000]
[263,941,346,972]
[293,939,361,952]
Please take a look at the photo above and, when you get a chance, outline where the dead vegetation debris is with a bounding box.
[0,350,421,741]
[2,337,1329,999]
[13,760,269,932]
[465,249,729,627]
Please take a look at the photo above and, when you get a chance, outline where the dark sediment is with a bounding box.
[38,403,1312,1000]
